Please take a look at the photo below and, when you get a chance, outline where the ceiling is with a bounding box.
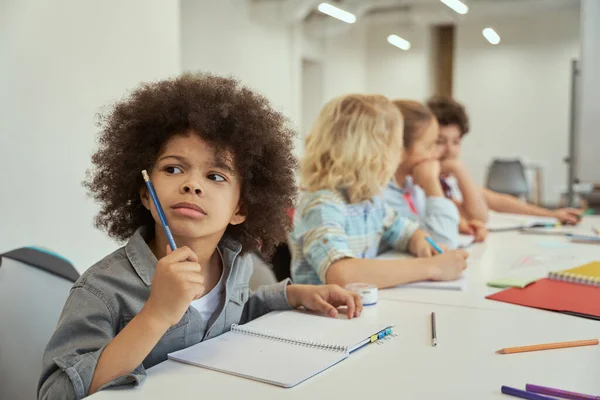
[251,0,580,26]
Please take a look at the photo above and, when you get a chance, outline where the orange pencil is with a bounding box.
[496,339,599,354]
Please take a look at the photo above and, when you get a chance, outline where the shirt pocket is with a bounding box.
[224,285,249,328]
[121,310,190,367]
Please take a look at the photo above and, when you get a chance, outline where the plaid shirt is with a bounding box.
[290,189,419,284]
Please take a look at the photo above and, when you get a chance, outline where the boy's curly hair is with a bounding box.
[84,73,298,257]
[426,95,470,137]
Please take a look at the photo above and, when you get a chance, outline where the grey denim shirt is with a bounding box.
[38,227,292,400]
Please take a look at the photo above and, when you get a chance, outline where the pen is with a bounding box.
[431,312,437,346]
[142,170,178,251]
[425,236,444,254]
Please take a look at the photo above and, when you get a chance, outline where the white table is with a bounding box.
[380,217,600,310]
[92,218,600,400]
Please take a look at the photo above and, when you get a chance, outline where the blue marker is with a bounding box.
[142,170,177,251]
[425,236,444,254]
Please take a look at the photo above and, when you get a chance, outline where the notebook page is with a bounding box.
[396,274,466,291]
[168,330,347,388]
[240,310,390,352]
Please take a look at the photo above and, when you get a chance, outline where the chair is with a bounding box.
[0,247,79,400]
[485,159,530,200]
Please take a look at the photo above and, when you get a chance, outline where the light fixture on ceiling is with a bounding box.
[317,3,357,24]
[387,34,411,51]
[482,28,501,44]
[439,0,469,15]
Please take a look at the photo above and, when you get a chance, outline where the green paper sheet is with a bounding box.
[487,277,538,289]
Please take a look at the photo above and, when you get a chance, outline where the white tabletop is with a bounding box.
[380,217,600,310]
[92,217,600,400]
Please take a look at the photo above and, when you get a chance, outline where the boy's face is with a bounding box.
[436,123,462,161]
[140,133,245,241]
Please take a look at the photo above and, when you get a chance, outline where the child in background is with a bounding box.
[384,100,473,248]
[290,94,468,289]
[428,95,583,225]
[38,74,363,400]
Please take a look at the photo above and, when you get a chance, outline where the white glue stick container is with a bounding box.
[345,283,378,306]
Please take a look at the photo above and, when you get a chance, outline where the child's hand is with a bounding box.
[458,218,473,234]
[552,208,583,225]
[459,218,487,242]
[408,229,447,257]
[429,250,469,281]
[468,219,488,242]
[144,246,205,328]
[411,159,441,186]
[286,284,363,319]
[440,159,465,175]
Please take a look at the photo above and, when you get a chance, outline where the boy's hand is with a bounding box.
[552,208,583,225]
[408,229,448,257]
[428,250,469,281]
[144,246,205,328]
[286,284,363,319]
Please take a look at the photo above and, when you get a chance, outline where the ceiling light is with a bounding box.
[387,35,411,51]
[482,28,501,45]
[440,0,469,15]
[317,3,357,24]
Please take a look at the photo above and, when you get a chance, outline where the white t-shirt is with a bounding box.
[190,267,225,322]
[444,175,463,202]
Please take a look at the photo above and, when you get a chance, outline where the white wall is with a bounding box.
[366,23,434,100]
[0,0,181,272]
[576,0,600,184]
[301,59,324,138]
[454,7,580,204]
[181,0,297,124]
[320,25,367,101]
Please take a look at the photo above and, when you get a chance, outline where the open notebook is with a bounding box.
[376,251,466,290]
[168,310,392,388]
[487,212,558,232]
[520,226,594,237]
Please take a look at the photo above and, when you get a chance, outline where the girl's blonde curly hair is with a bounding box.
[301,94,404,203]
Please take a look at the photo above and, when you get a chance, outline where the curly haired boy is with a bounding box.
[38,74,362,400]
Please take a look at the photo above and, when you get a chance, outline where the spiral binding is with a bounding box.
[549,271,600,287]
[231,324,347,353]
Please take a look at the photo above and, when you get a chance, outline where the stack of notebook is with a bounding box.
[487,262,600,320]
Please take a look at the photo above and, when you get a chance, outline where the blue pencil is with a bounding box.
[425,236,444,254]
[142,170,177,251]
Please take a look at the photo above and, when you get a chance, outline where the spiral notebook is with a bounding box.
[548,261,600,287]
[168,310,392,388]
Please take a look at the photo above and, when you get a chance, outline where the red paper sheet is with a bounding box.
[486,278,600,319]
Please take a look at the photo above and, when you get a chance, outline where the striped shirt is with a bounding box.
[290,189,420,285]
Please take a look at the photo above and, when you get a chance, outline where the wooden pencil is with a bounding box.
[496,339,599,354]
